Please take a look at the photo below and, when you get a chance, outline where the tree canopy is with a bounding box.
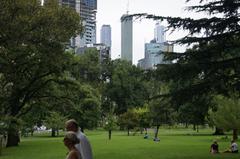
[209,95,240,140]
[0,0,82,146]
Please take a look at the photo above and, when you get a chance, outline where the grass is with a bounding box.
[1,128,239,159]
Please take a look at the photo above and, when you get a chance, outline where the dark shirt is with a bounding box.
[211,143,219,152]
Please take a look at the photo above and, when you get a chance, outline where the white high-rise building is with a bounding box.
[138,41,173,70]
[154,22,166,43]
[138,23,173,70]
[100,25,111,48]
[121,14,133,64]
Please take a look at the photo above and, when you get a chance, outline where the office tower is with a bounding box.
[138,41,173,70]
[100,25,111,48]
[138,23,173,70]
[121,14,133,63]
[59,0,97,48]
[154,22,166,43]
[80,0,97,45]
[144,42,165,69]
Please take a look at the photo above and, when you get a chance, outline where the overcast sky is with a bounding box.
[96,0,200,64]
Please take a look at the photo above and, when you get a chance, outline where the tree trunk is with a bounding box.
[0,136,3,155]
[193,124,196,131]
[154,125,160,139]
[51,128,56,137]
[6,120,20,147]
[108,130,112,140]
[196,125,199,133]
[6,131,19,147]
[213,127,224,135]
[233,129,238,140]
[140,128,143,134]
[57,129,59,136]
[145,128,148,134]
[127,128,130,136]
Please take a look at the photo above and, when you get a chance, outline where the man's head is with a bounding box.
[65,119,79,132]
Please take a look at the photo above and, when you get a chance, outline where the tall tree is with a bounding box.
[44,111,67,137]
[149,98,175,140]
[118,109,139,136]
[0,0,82,146]
[103,103,117,140]
[178,95,211,131]
[134,106,151,134]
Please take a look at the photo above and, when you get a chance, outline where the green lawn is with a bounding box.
[1,129,239,159]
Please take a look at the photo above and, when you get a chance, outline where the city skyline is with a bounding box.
[97,0,202,64]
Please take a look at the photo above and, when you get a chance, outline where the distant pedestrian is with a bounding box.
[65,119,93,159]
[210,140,219,154]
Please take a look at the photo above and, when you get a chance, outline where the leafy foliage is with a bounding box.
[0,0,82,146]
[118,109,139,135]
[209,95,240,130]
[44,111,67,137]
[106,60,148,115]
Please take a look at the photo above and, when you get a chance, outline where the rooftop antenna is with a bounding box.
[126,0,129,14]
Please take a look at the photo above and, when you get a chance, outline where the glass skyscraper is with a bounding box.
[59,0,97,48]
[100,25,111,48]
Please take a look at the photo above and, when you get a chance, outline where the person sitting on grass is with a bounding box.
[222,140,238,153]
[64,131,82,159]
[210,140,219,154]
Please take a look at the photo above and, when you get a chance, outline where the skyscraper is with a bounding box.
[121,14,133,64]
[154,22,166,43]
[80,0,97,45]
[100,25,111,48]
[58,0,97,48]
[138,24,173,70]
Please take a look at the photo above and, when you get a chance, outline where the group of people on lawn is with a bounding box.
[210,140,238,154]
